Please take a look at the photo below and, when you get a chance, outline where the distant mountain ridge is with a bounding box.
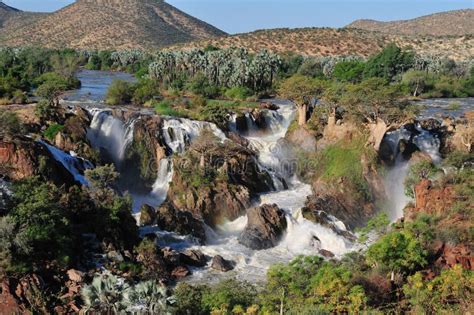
[0,2,47,33]
[0,0,225,50]
[170,26,474,60]
[347,9,474,36]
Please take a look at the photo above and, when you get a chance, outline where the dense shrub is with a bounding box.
[366,229,428,274]
[154,100,181,116]
[9,177,73,270]
[0,109,23,135]
[186,74,220,98]
[43,123,64,140]
[333,60,365,83]
[224,86,252,100]
[132,78,161,105]
[105,79,135,105]
[403,265,473,314]
[363,44,414,80]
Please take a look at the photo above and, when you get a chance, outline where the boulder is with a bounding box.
[234,114,249,134]
[259,102,279,111]
[411,179,455,216]
[285,126,317,152]
[303,191,367,232]
[211,255,234,272]
[156,202,206,243]
[239,204,287,250]
[250,109,267,130]
[319,249,335,258]
[433,242,473,271]
[418,118,442,131]
[171,266,191,279]
[66,269,84,283]
[139,204,156,226]
[180,249,208,267]
[107,250,124,263]
[161,247,182,269]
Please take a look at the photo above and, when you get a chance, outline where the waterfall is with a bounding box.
[0,179,11,211]
[40,141,94,185]
[246,106,296,189]
[414,123,441,164]
[87,109,136,165]
[133,117,227,212]
[181,102,355,283]
[162,117,226,154]
[383,124,442,221]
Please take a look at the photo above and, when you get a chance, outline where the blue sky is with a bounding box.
[4,0,473,34]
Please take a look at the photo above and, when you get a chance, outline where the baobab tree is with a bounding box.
[278,75,325,126]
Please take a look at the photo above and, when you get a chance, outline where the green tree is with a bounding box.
[10,177,72,266]
[261,256,324,313]
[0,109,23,136]
[364,44,414,80]
[402,70,429,97]
[310,263,367,313]
[366,229,428,274]
[278,75,326,126]
[105,79,135,105]
[333,60,365,83]
[201,279,256,314]
[403,265,474,313]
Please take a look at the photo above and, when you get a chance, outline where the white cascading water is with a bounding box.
[134,117,227,213]
[87,109,136,165]
[383,124,441,221]
[181,102,354,283]
[162,117,227,154]
[39,141,94,186]
[0,178,12,211]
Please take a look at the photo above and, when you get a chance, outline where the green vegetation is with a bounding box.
[6,177,73,272]
[154,100,182,116]
[404,160,438,198]
[105,79,134,105]
[300,137,377,200]
[333,60,365,83]
[43,123,64,140]
[174,279,257,315]
[356,212,390,244]
[81,275,174,313]
[364,43,414,80]
[0,109,23,136]
[404,265,473,314]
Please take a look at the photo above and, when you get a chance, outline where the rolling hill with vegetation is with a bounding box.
[0,2,46,31]
[0,0,225,50]
[171,27,474,60]
[347,9,474,37]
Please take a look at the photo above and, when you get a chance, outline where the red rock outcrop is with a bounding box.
[0,136,76,185]
[412,179,455,216]
[432,241,474,271]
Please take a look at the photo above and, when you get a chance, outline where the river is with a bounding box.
[58,70,464,282]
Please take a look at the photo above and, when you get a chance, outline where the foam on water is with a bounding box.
[178,104,355,283]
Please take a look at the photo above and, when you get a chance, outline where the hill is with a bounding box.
[347,9,474,36]
[0,0,225,50]
[0,2,47,31]
[0,2,20,25]
[170,27,474,60]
